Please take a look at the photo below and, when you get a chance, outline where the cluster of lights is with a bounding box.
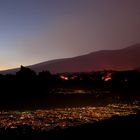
[102,73,112,81]
[59,75,69,80]
[59,72,113,81]
[0,104,139,131]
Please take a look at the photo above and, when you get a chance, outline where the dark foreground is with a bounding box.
[0,113,139,139]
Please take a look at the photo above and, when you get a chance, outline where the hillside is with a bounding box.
[1,44,140,74]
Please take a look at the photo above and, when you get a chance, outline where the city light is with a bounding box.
[60,75,69,80]
[0,104,139,131]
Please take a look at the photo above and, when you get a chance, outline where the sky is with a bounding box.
[0,0,140,70]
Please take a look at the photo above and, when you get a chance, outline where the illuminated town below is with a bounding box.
[0,104,139,131]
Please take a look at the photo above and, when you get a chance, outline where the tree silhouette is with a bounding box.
[16,65,36,80]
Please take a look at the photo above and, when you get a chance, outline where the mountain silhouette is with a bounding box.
[1,44,140,74]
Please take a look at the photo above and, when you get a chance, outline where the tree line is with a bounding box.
[0,65,140,107]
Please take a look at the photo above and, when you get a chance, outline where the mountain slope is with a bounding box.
[1,44,140,74]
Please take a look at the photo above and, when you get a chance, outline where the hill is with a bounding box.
[1,44,140,74]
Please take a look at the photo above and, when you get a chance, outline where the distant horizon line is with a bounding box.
[1,43,140,71]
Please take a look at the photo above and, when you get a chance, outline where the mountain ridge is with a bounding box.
[1,44,140,74]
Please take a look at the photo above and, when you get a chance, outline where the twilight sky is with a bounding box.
[0,0,140,70]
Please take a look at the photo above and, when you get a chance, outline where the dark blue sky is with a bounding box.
[0,0,140,70]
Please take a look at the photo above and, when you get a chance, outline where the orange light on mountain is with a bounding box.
[60,75,69,80]
[102,73,112,81]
